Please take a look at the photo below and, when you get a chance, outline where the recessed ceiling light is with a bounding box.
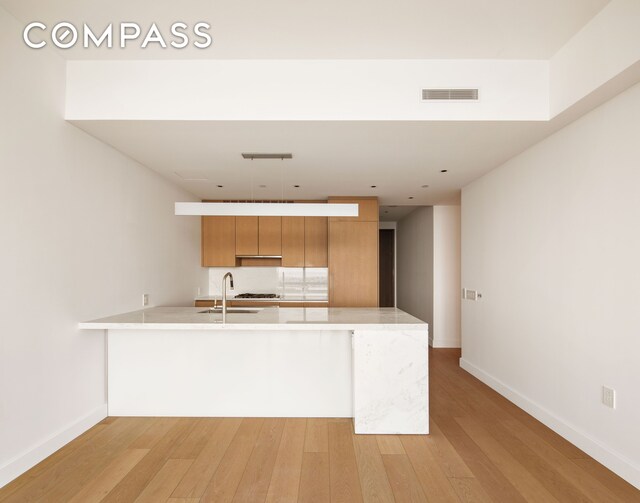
[408,196,414,200]
[370,185,377,188]
[293,185,300,188]
[259,184,267,188]
[421,184,429,188]
[440,169,448,173]
[216,185,223,188]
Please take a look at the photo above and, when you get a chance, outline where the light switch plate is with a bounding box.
[142,293,149,307]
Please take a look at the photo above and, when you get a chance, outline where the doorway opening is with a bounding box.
[379,228,395,307]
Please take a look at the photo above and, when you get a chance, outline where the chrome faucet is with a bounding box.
[221,272,235,323]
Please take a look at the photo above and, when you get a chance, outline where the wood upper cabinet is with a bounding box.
[329,220,379,307]
[235,216,259,255]
[235,216,282,256]
[328,197,379,222]
[202,216,236,267]
[304,217,328,267]
[258,217,282,255]
[282,217,305,267]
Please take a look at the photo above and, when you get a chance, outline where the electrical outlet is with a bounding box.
[142,293,149,307]
[602,386,616,408]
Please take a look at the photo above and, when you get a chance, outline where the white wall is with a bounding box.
[550,0,640,116]
[0,7,207,487]
[396,206,461,347]
[461,82,640,488]
[433,206,461,347]
[397,207,434,333]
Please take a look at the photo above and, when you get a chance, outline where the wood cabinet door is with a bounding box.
[304,217,328,267]
[236,216,259,255]
[202,216,236,267]
[329,221,378,307]
[258,217,282,255]
[282,216,305,267]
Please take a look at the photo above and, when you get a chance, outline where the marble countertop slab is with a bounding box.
[195,295,329,303]
[79,306,427,331]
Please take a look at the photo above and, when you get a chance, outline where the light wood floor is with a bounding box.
[1,349,638,502]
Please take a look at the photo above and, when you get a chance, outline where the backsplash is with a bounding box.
[208,267,328,300]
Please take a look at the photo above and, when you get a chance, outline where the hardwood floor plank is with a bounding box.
[448,477,493,503]
[382,454,428,502]
[455,417,559,503]
[5,350,638,503]
[298,452,330,503]
[2,417,154,503]
[264,418,306,503]
[135,458,193,502]
[478,418,594,502]
[0,422,109,501]
[501,418,624,503]
[68,448,149,503]
[572,458,640,503]
[432,414,528,503]
[128,417,177,450]
[352,435,395,503]
[444,355,589,460]
[424,419,474,479]
[400,435,460,503]
[171,417,241,499]
[376,435,406,455]
[232,418,285,502]
[101,418,198,502]
[199,418,264,503]
[304,418,328,453]
[171,418,221,460]
[328,420,364,503]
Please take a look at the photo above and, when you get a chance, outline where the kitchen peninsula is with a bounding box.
[80,306,429,434]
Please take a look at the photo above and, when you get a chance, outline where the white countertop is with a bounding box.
[79,306,426,331]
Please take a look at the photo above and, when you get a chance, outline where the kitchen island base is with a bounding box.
[83,307,429,434]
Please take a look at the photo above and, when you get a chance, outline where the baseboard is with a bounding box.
[0,404,108,489]
[431,338,461,348]
[459,358,640,490]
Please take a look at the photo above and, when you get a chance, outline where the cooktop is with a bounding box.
[234,293,280,299]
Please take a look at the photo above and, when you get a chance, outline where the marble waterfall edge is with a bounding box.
[353,329,429,434]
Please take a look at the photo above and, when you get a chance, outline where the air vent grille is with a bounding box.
[422,88,479,101]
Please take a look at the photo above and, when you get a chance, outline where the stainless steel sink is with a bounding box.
[198,308,260,314]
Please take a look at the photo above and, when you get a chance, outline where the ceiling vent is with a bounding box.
[421,88,479,101]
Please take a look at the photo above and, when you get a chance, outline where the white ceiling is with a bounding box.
[72,120,557,206]
[1,0,608,59]
[380,206,420,222]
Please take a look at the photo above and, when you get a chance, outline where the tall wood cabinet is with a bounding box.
[282,217,305,266]
[304,217,328,267]
[328,197,379,307]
